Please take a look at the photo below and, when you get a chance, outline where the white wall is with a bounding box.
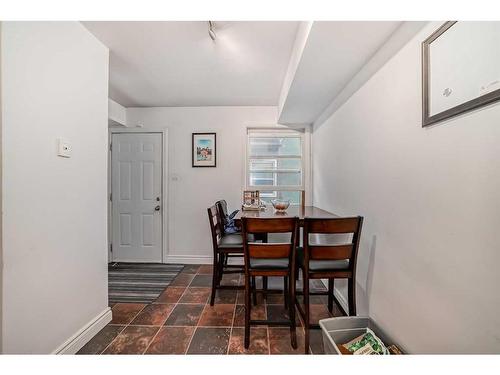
[312,22,500,354]
[126,106,277,263]
[1,22,109,353]
[0,21,3,354]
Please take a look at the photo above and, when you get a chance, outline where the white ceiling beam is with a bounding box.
[108,98,127,127]
[277,21,430,127]
[277,21,313,120]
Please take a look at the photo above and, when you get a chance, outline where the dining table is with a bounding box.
[233,205,338,226]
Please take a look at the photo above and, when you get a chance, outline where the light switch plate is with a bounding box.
[57,138,71,158]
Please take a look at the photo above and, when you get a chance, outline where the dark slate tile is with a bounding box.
[220,273,241,286]
[268,327,305,354]
[266,293,285,305]
[102,326,160,354]
[296,294,328,305]
[233,304,266,327]
[169,273,195,287]
[236,291,245,305]
[308,304,333,325]
[214,289,238,304]
[110,303,146,325]
[145,326,195,354]
[178,287,211,304]
[197,265,214,274]
[77,325,124,354]
[266,305,302,327]
[186,327,231,354]
[189,274,213,287]
[130,303,175,326]
[155,287,185,304]
[181,265,201,274]
[164,304,204,326]
[228,327,269,355]
[198,304,234,327]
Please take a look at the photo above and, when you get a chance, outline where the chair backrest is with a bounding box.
[207,205,224,252]
[303,217,364,271]
[241,217,299,262]
[215,200,228,230]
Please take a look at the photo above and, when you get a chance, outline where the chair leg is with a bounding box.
[288,272,297,349]
[328,278,334,313]
[263,276,268,300]
[348,278,356,316]
[244,273,251,349]
[283,276,289,309]
[303,273,310,354]
[217,254,225,283]
[210,254,219,306]
[251,276,257,305]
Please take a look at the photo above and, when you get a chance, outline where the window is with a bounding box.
[246,128,305,205]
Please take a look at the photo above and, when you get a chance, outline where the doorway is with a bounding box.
[109,130,167,263]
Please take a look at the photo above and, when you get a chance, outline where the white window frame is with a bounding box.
[245,127,308,205]
[249,159,278,198]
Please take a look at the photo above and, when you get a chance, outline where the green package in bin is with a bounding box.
[343,328,389,355]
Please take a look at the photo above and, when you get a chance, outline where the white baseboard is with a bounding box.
[53,307,112,354]
[333,287,349,313]
[320,279,349,314]
[166,254,212,264]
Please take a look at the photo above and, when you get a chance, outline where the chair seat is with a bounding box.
[297,247,350,272]
[250,258,289,269]
[218,233,255,248]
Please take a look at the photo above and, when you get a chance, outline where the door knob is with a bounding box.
[154,205,161,211]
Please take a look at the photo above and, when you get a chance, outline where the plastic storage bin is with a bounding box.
[319,316,403,354]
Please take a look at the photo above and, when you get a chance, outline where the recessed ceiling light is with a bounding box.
[208,21,216,41]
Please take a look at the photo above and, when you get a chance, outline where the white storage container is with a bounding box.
[319,316,404,354]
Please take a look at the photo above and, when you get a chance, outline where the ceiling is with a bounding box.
[278,21,402,124]
[82,21,299,107]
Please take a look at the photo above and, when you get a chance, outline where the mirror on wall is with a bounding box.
[422,21,500,127]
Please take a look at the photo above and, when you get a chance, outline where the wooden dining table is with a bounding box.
[234,205,338,226]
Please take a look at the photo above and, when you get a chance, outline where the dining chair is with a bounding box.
[216,199,232,229]
[241,216,299,349]
[296,216,363,354]
[216,199,268,301]
[207,204,245,306]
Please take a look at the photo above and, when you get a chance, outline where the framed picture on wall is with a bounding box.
[422,21,500,126]
[192,132,216,167]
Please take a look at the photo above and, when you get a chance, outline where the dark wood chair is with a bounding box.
[216,199,268,300]
[215,200,246,269]
[216,200,232,229]
[207,204,245,306]
[296,216,363,354]
[241,216,299,349]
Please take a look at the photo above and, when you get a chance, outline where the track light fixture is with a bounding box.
[208,21,216,41]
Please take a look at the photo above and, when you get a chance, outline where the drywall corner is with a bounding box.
[0,20,3,354]
[108,98,127,127]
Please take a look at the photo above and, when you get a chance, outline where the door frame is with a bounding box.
[108,127,169,263]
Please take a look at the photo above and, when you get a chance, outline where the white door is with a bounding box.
[111,133,163,262]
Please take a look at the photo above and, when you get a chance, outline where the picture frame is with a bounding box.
[422,21,500,127]
[192,132,216,167]
[242,190,261,211]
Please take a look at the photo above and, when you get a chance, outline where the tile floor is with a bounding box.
[77,264,344,355]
